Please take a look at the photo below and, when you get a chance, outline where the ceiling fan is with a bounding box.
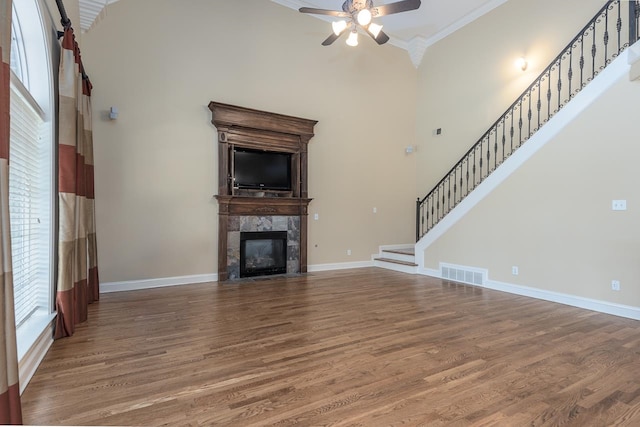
[299,0,421,47]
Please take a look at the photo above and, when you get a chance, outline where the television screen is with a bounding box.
[234,148,291,191]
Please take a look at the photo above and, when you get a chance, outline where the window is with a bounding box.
[9,0,55,361]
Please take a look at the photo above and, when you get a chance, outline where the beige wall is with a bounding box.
[423,72,640,307]
[81,0,418,282]
[415,0,605,195]
[417,0,640,307]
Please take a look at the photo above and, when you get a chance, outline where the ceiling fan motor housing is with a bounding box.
[343,0,374,14]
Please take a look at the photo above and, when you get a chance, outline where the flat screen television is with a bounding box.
[233,148,292,191]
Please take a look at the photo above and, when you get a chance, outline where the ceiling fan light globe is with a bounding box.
[332,20,348,35]
[368,22,383,37]
[346,31,359,46]
[357,9,372,26]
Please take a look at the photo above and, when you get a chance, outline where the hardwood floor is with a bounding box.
[21,268,640,426]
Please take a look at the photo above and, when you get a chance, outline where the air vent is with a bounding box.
[441,264,484,286]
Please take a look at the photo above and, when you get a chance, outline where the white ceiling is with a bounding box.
[77,0,507,67]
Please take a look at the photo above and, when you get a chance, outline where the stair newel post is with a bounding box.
[416,198,421,242]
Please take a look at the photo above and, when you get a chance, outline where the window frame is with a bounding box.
[9,0,58,391]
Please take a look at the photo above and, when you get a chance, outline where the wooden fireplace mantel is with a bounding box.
[216,196,313,216]
[209,102,317,281]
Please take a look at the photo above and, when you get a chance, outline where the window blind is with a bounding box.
[9,80,52,328]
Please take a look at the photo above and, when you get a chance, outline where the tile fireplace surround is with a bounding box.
[226,215,300,280]
[209,102,317,281]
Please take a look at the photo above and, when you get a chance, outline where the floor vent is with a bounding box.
[441,265,484,286]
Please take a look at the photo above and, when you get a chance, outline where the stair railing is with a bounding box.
[416,0,640,241]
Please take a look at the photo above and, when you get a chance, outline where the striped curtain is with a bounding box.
[0,0,23,424]
[54,26,99,339]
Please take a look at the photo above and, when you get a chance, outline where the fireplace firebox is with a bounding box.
[240,231,287,278]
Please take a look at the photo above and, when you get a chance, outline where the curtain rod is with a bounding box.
[54,0,90,82]
[55,0,72,29]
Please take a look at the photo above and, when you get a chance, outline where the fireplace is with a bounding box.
[240,231,287,277]
[209,102,317,281]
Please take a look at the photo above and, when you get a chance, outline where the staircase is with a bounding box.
[373,246,417,274]
[374,0,640,274]
[416,0,639,242]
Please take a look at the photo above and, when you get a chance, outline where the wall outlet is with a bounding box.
[612,200,627,211]
[373,207,377,213]
[347,249,352,256]
[314,213,319,220]
[611,280,621,291]
[512,266,519,276]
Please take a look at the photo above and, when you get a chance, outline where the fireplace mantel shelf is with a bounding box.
[215,196,313,216]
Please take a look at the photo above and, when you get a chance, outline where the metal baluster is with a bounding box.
[604,5,609,64]
[518,101,523,148]
[510,112,514,153]
[547,70,552,122]
[473,148,477,188]
[527,92,532,138]
[458,165,462,205]
[568,47,573,100]
[493,129,498,170]
[580,33,585,89]
[430,196,434,230]
[557,60,562,111]
[536,82,541,129]
[616,1,621,54]
[501,117,506,160]
[479,141,483,181]
[465,157,470,197]
[487,135,491,176]
[447,177,451,212]
[591,22,596,80]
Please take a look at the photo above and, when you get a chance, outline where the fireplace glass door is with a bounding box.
[240,231,287,277]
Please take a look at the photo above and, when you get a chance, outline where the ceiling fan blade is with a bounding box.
[299,7,350,18]
[372,0,421,17]
[322,31,343,46]
[366,28,390,45]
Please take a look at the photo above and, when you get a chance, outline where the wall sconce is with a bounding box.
[516,57,528,71]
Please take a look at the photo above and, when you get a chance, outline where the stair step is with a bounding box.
[382,248,415,256]
[373,257,418,267]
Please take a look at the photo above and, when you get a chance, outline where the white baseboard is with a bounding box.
[418,266,640,321]
[419,267,440,277]
[308,260,374,272]
[483,279,640,321]
[100,273,218,293]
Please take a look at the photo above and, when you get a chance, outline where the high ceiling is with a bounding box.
[77,0,507,67]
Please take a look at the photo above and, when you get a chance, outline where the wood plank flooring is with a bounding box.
[21,268,640,426]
